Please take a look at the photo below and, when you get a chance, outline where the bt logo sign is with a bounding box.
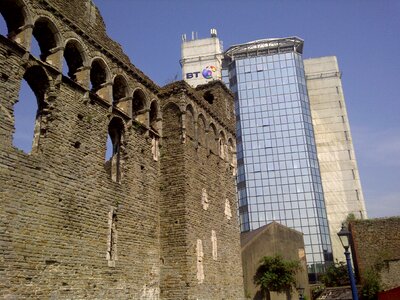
[202,65,217,79]
[186,66,217,80]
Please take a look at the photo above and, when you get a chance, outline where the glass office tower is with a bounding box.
[223,37,333,277]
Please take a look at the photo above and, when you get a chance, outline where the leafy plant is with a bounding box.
[311,285,325,300]
[253,254,301,300]
[361,267,381,300]
[320,261,349,287]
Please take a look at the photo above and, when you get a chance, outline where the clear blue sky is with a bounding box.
[2,1,399,218]
[94,0,400,219]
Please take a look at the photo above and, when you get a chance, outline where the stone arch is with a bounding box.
[219,130,227,159]
[32,16,62,68]
[113,75,129,102]
[105,117,125,183]
[149,99,161,161]
[132,88,147,124]
[13,64,50,153]
[185,104,195,141]
[112,74,130,114]
[63,38,88,85]
[162,102,181,141]
[197,114,207,148]
[208,123,218,154]
[90,57,112,102]
[149,99,160,133]
[0,0,32,48]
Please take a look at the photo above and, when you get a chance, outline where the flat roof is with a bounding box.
[225,36,304,58]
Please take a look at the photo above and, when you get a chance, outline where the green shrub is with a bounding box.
[361,267,381,300]
[254,254,301,300]
[320,261,349,287]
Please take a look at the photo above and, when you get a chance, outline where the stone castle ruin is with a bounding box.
[0,0,244,298]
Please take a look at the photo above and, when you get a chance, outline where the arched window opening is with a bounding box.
[105,135,113,161]
[0,0,25,42]
[105,118,124,183]
[63,40,84,82]
[30,34,41,58]
[32,18,58,63]
[162,103,181,142]
[112,75,129,113]
[113,75,128,103]
[90,59,107,92]
[197,115,206,147]
[203,91,214,104]
[185,105,195,141]
[219,131,227,159]
[209,124,218,154]
[0,13,7,36]
[13,79,36,152]
[90,58,111,102]
[149,101,159,132]
[132,89,146,123]
[13,66,49,153]
[149,100,160,160]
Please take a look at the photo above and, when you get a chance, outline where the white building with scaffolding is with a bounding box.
[180,29,224,87]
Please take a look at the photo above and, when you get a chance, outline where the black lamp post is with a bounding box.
[297,286,305,300]
[337,223,359,300]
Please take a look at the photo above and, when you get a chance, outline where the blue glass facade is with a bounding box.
[224,40,333,274]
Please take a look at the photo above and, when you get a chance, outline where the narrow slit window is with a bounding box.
[105,118,124,183]
[344,131,349,141]
[13,66,49,153]
[106,208,118,267]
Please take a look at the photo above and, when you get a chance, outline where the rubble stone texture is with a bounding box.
[0,0,244,299]
[350,217,400,291]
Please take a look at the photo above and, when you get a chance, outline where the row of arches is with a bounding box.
[10,64,235,183]
[1,1,237,181]
[0,0,160,130]
[184,104,236,167]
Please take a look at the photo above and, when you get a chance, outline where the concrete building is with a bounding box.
[304,56,367,262]
[241,222,310,300]
[181,34,367,278]
[180,29,223,87]
[0,1,244,299]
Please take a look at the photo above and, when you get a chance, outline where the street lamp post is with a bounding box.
[337,223,359,300]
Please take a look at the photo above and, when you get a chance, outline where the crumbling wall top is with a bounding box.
[42,0,159,92]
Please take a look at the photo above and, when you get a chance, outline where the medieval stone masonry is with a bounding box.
[0,0,244,299]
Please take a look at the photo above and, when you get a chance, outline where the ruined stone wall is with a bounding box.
[1,0,161,298]
[350,217,400,290]
[0,0,243,299]
[158,82,243,299]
